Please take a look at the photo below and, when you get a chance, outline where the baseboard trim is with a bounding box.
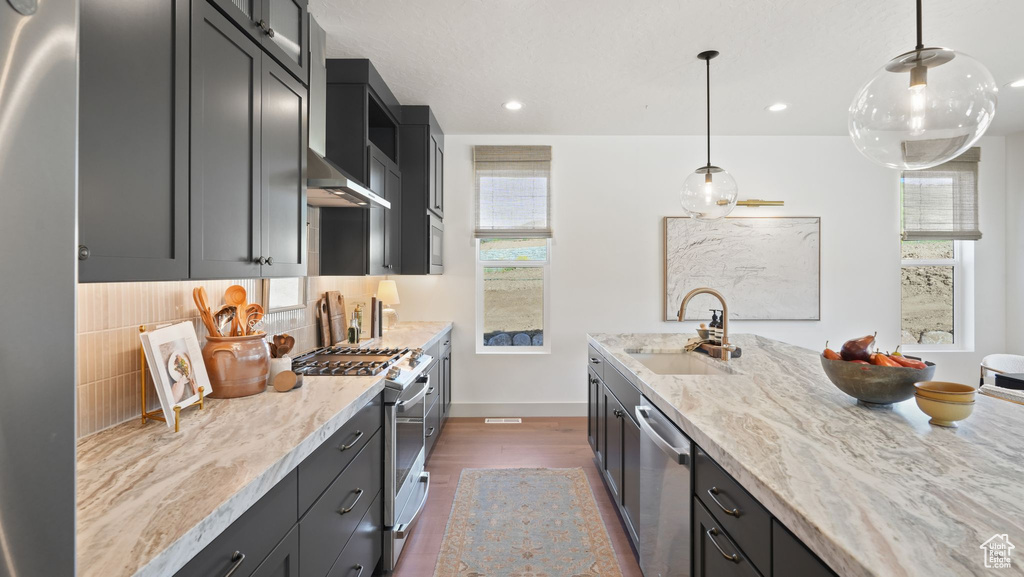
[449,402,586,418]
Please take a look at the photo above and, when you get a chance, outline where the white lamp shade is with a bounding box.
[376,280,400,305]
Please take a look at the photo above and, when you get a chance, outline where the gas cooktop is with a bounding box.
[291,346,410,376]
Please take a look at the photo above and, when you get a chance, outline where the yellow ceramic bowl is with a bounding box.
[915,394,975,427]
[914,381,977,403]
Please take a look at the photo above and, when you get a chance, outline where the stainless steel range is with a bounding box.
[382,349,432,572]
[291,346,409,376]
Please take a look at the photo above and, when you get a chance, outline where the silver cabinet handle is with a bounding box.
[352,565,365,577]
[635,406,689,465]
[706,528,740,563]
[338,430,364,451]
[707,487,740,517]
[397,375,430,407]
[338,488,364,514]
[425,426,435,438]
[589,357,601,364]
[223,551,246,577]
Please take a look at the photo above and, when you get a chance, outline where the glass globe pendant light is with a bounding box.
[681,50,738,220]
[848,0,997,170]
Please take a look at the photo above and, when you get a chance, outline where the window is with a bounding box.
[474,146,552,353]
[899,148,980,350]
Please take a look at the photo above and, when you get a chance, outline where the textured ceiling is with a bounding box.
[310,0,1024,136]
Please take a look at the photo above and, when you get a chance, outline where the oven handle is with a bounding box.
[393,472,430,539]
[396,375,430,408]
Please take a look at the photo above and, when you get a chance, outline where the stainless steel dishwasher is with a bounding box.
[636,397,693,577]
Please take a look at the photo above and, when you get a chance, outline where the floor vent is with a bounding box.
[485,418,523,424]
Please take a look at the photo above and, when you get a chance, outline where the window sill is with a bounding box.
[901,345,974,355]
[475,348,551,355]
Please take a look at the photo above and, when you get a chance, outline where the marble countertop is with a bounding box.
[589,333,1024,577]
[77,321,452,577]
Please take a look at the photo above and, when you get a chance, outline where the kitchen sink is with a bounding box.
[625,350,729,376]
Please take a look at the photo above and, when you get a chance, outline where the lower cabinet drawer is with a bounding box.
[251,525,299,577]
[175,470,298,577]
[326,490,383,577]
[425,397,441,458]
[694,448,771,574]
[300,429,383,577]
[425,360,440,408]
[693,498,763,577]
[299,393,382,514]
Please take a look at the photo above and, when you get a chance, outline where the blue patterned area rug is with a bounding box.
[433,468,623,577]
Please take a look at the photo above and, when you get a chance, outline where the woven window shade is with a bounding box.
[902,147,982,241]
[474,145,552,238]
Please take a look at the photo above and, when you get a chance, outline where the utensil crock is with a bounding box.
[202,333,269,398]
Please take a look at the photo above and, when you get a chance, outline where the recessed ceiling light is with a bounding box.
[766,103,788,112]
[502,101,523,111]
[1008,78,1024,88]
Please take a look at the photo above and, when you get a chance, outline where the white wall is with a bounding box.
[1006,132,1024,354]
[396,135,1008,415]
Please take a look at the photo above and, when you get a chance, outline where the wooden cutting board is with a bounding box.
[317,298,332,346]
[326,291,346,345]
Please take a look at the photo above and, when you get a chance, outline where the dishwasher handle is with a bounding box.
[636,406,689,465]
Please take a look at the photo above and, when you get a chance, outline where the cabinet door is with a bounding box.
[251,525,299,577]
[587,370,599,452]
[434,145,444,217]
[262,0,308,83]
[596,384,606,469]
[260,54,307,277]
[604,390,624,503]
[622,413,641,542]
[79,0,189,282]
[385,163,402,272]
[694,500,763,577]
[367,146,387,275]
[191,1,263,279]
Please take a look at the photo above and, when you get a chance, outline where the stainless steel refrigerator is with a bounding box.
[0,1,78,575]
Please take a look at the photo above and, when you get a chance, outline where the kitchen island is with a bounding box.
[77,321,452,577]
[589,332,1024,577]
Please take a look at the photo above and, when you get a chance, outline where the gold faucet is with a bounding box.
[678,287,736,360]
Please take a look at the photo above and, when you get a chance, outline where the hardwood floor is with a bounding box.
[391,417,643,577]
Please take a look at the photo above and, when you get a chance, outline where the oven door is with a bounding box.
[429,213,443,275]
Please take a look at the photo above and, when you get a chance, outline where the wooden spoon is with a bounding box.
[193,287,219,336]
[223,285,247,336]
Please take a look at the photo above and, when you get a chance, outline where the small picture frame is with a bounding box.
[140,322,212,429]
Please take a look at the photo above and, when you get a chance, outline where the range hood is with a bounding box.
[307,150,390,208]
[306,15,389,209]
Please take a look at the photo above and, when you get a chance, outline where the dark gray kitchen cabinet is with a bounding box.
[604,390,625,503]
[587,369,600,453]
[79,0,190,282]
[174,470,298,577]
[321,145,400,276]
[207,0,309,83]
[441,334,452,424]
[251,525,299,577]
[260,58,308,278]
[399,106,445,275]
[191,1,306,279]
[622,411,641,543]
[772,520,837,577]
[694,499,763,577]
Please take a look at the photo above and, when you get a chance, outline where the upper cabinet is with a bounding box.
[399,106,446,275]
[191,1,307,279]
[207,0,309,84]
[324,59,402,188]
[79,0,307,282]
[79,0,190,282]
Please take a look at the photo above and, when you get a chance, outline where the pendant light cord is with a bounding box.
[706,56,711,168]
[915,0,923,50]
